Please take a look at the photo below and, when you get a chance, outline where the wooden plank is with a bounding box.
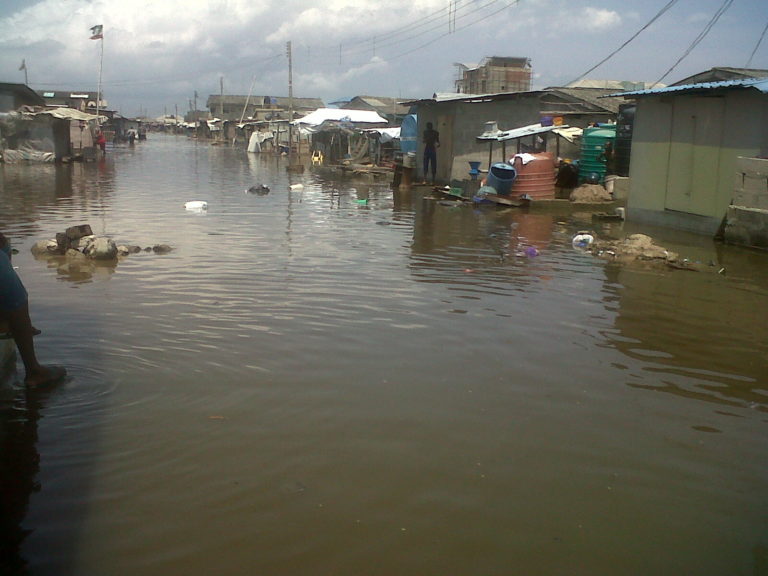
[481,193,529,207]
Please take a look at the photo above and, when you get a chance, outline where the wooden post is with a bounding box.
[487,141,493,174]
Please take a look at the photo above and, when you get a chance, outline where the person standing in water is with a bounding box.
[422,122,440,184]
[0,232,66,387]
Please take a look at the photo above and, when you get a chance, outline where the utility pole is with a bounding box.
[95,30,104,126]
[220,77,224,118]
[287,41,293,128]
[219,77,224,141]
[285,40,303,171]
[286,40,304,171]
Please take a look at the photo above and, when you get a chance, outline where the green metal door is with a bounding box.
[665,97,724,215]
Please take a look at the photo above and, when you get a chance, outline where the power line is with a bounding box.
[568,0,680,86]
[653,0,735,87]
[30,1,517,94]
[382,0,520,63]
[745,17,768,68]
[307,0,476,59]
[33,1,521,98]
[326,0,493,63]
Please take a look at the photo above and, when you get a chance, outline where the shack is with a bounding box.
[403,87,621,183]
[0,82,45,111]
[292,108,388,165]
[1,107,101,163]
[615,76,768,235]
[344,96,412,125]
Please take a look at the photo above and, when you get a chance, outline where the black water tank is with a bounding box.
[614,103,635,177]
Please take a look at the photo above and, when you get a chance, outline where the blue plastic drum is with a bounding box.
[485,163,517,196]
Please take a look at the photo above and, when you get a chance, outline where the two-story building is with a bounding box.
[455,57,532,94]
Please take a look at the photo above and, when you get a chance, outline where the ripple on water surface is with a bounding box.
[1,135,767,576]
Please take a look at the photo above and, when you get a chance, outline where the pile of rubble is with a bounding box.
[576,233,703,270]
[588,233,677,264]
[570,183,613,203]
[31,224,172,262]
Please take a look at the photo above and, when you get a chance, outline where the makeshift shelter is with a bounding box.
[403,88,619,183]
[292,108,388,164]
[344,96,412,124]
[361,127,401,165]
[1,107,102,162]
[476,121,581,167]
[0,82,45,111]
[614,76,768,235]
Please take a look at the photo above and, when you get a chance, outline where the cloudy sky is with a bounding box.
[1,0,766,118]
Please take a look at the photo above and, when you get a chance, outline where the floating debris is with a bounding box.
[572,231,595,249]
[184,200,208,211]
[592,207,626,221]
[246,184,270,195]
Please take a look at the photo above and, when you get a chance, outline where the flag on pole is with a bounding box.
[19,59,26,71]
[90,25,103,40]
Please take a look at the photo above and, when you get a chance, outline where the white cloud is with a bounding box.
[1,0,765,117]
[574,7,622,29]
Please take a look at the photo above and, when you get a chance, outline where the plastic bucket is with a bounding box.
[485,163,517,196]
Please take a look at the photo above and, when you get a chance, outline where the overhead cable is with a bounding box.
[745,17,768,68]
[567,0,680,86]
[330,0,500,62]
[652,0,736,87]
[386,0,520,62]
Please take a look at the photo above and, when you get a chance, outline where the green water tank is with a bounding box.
[579,125,616,185]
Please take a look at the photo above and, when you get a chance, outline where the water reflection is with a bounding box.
[1,161,116,241]
[0,377,64,575]
[410,201,559,287]
[1,135,767,575]
[602,261,768,409]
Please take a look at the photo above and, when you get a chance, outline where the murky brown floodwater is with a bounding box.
[1,134,767,576]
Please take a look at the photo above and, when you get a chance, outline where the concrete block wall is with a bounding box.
[724,206,768,249]
[733,156,768,210]
[724,156,768,249]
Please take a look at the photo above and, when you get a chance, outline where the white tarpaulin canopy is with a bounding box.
[292,108,387,128]
[362,127,401,142]
[34,107,104,122]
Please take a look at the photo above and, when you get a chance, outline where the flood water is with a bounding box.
[1,134,767,575]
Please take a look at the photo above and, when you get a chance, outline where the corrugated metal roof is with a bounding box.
[477,122,576,142]
[542,87,624,114]
[28,107,102,121]
[611,77,768,97]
